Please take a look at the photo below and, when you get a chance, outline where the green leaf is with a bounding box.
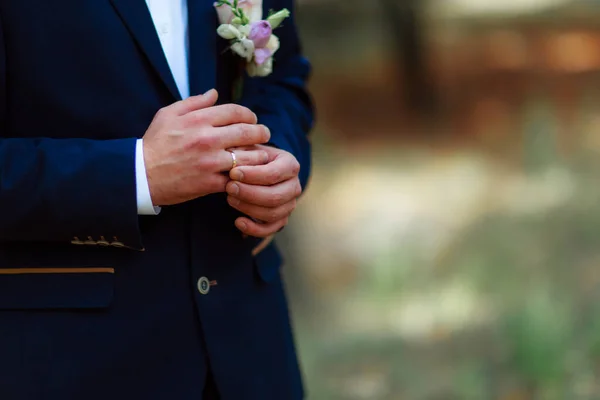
[266,8,290,29]
[233,76,244,103]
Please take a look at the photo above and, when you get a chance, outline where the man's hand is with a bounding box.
[143,89,271,206]
[226,145,302,238]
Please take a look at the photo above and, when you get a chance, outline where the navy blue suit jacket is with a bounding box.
[0,0,313,398]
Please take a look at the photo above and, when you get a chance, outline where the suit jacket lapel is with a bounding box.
[187,0,217,96]
[109,0,181,100]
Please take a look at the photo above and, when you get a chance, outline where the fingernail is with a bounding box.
[203,88,216,96]
[231,169,243,181]
[227,183,239,195]
[236,220,247,231]
[228,196,240,206]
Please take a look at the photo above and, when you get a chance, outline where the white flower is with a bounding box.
[217,24,243,40]
[266,34,280,54]
[231,38,255,61]
[245,0,263,23]
[247,57,273,77]
[238,24,251,37]
[214,2,235,24]
[266,9,290,29]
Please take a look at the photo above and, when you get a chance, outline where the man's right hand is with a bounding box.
[142,89,271,206]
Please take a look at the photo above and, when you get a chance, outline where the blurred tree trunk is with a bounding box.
[381,0,436,116]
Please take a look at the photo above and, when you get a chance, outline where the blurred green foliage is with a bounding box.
[290,91,600,398]
[287,1,600,398]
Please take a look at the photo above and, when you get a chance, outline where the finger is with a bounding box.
[227,196,296,223]
[169,89,219,116]
[217,149,270,172]
[185,104,258,128]
[235,216,288,238]
[228,145,264,152]
[216,124,271,149]
[229,154,300,185]
[207,173,229,194]
[226,178,301,208]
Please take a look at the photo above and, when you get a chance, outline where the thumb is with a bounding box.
[172,89,219,116]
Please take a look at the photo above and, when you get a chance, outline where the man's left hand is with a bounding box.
[226,145,302,238]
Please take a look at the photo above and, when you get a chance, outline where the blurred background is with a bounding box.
[279,0,600,398]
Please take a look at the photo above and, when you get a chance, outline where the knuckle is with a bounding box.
[181,136,198,152]
[197,154,218,170]
[269,192,284,206]
[154,107,169,121]
[259,150,269,163]
[237,124,252,141]
[291,160,301,176]
[195,132,218,150]
[266,209,281,222]
[230,105,245,121]
[267,170,282,183]
[184,111,205,127]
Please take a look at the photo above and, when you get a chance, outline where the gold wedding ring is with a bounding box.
[229,150,237,170]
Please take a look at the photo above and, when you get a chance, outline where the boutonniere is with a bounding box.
[214,0,290,77]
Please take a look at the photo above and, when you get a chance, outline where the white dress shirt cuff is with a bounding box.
[135,139,161,215]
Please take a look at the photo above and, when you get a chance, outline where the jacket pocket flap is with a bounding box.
[0,267,115,310]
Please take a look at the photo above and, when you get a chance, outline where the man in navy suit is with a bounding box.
[0,0,313,398]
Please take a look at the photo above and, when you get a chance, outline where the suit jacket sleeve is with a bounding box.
[0,11,143,248]
[238,0,314,190]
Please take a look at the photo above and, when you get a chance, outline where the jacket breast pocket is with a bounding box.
[0,244,116,310]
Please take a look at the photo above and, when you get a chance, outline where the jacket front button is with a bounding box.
[197,277,210,295]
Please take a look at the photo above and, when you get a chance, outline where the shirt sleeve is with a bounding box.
[135,139,161,216]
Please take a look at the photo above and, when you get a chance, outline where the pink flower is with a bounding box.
[248,21,272,48]
[254,48,273,65]
[214,0,262,25]
[214,2,234,24]
[249,34,280,76]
